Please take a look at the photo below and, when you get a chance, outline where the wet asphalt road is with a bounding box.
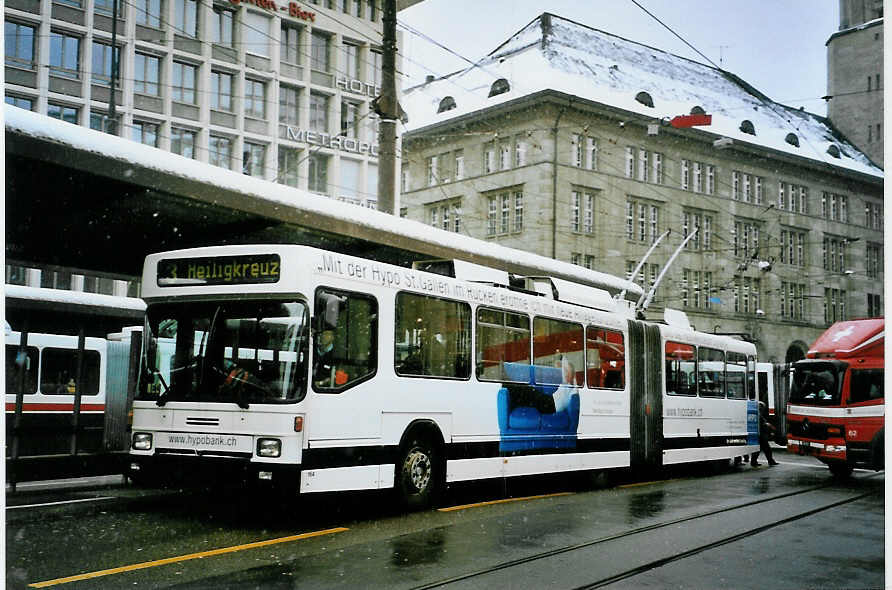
[6,450,884,590]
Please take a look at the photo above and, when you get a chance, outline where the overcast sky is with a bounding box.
[398,1,839,116]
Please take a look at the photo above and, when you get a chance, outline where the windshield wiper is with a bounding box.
[148,368,171,407]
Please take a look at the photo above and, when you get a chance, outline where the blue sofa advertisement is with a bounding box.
[497,361,580,452]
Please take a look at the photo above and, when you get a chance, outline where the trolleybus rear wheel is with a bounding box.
[396,436,439,510]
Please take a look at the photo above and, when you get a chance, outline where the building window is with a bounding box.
[172,62,197,104]
[706,165,715,195]
[309,92,329,132]
[280,23,301,65]
[682,211,712,251]
[733,220,760,259]
[637,149,648,182]
[212,5,235,46]
[682,269,713,310]
[627,200,660,244]
[132,120,159,146]
[245,78,266,119]
[89,111,119,134]
[47,103,78,124]
[308,153,328,193]
[514,191,524,232]
[515,134,528,167]
[207,135,232,169]
[49,31,80,79]
[625,147,635,178]
[487,197,497,236]
[243,142,265,177]
[680,159,690,191]
[732,170,740,200]
[867,293,882,318]
[483,142,495,174]
[134,53,161,96]
[339,158,361,201]
[626,261,658,290]
[822,236,849,272]
[692,161,702,193]
[865,201,883,230]
[278,147,301,187]
[311,31,330,72]
[500,193,510,233]
[343,42,361,80]
[169,127,195,158]
[454,149,465,180]
[822,192,849,222]
[91,42,119,86]
[571,134,597,169]
[780,282,806,320]
[426,155,438,186]
[426,199,462,233]
[279,84,299,125]
[369,49,382,87]
[244,12,270,57]
[779,229,807,266]
[134,0,162,27]
[5,95,34,110]
[211,70,233,111]
[174,0,198,37]
[653,152,663,184]
[824,288,847,325]
[571,253,581,266]
[733,276,760,315]
[498,139,511,171]
[866,243,882,278]
[571,190,594,233]
[5,21,36,70]
[341,101,360,139]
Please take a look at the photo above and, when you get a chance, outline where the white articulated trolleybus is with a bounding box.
[129,245,759,508]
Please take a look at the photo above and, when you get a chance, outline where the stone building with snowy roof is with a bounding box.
[399,13,884,363]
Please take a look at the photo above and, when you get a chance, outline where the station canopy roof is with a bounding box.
[5,106,644,300]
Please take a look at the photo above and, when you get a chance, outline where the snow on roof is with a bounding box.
[5,105,643,298]
[5,284,146,311]
[403,13,882,179]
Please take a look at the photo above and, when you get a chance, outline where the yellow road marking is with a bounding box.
[29,527,349,588]
[438,492,572,512]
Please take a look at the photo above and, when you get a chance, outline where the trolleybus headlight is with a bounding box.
[132,432,153,451]
[257,438,282,458]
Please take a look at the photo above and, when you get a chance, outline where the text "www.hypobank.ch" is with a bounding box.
[167,434,238,447]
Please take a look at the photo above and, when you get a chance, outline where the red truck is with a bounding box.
[786,319,884,476]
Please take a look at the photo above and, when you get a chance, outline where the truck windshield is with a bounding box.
[789,361,845,406]
[137,300,309,405]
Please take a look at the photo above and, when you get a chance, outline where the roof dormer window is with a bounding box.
[739,120,756,135]
[437,96,456,113]
[488,78,510,98]
[635,91,654,108]
[785,133,800,147]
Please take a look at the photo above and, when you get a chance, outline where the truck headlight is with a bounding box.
[257,438,281,458]
[132,432,153,451]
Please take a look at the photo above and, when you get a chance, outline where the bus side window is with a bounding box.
[5,345,39,394]
[40,348,101,395]
[313,288,378,392]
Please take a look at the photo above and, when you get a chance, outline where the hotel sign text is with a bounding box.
[286,128,379,157]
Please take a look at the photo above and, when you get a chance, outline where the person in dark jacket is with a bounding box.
[751,401,778,466]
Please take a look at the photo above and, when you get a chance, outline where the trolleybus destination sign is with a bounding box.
[157,254,281,286]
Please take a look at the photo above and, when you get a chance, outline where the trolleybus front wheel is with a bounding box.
[828,460,853,478]
[396,436,440,510]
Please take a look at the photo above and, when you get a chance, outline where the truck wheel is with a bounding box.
[396,436,440,510]
[828,461,853,478]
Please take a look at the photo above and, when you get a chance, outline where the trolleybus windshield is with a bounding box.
[138,300,309,405]
[789,361,845,406]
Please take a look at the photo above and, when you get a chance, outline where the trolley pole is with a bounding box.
[376,0,398,214]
